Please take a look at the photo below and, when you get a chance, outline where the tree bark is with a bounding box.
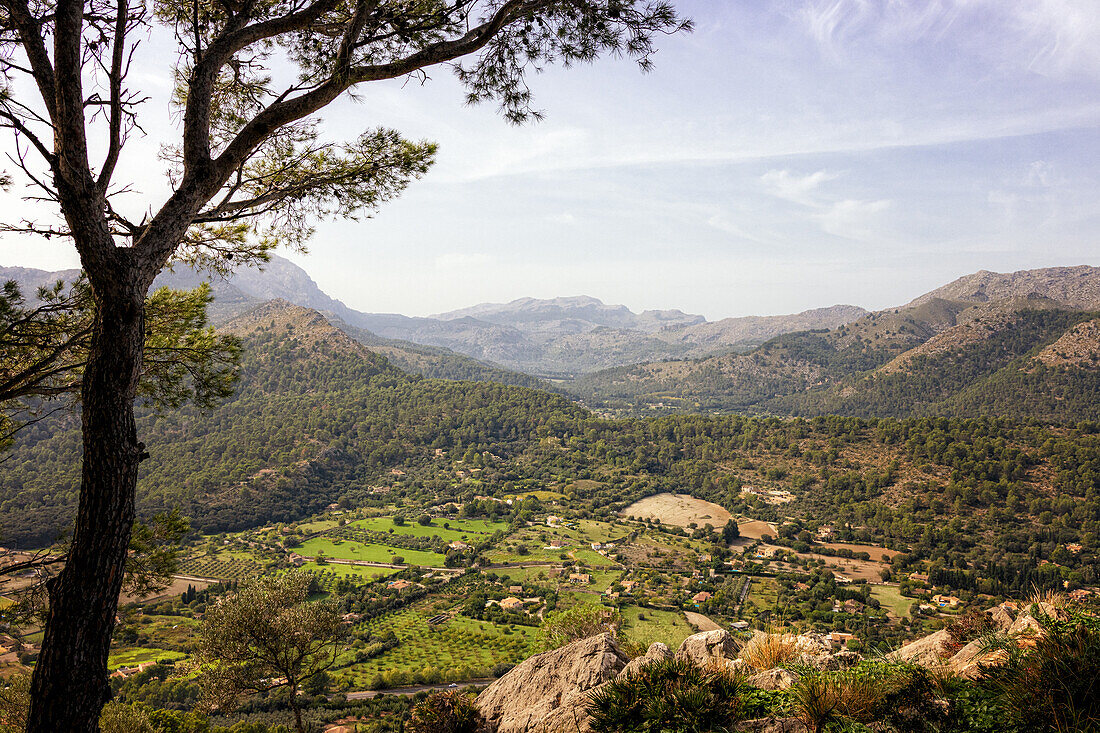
[26,284,146,732]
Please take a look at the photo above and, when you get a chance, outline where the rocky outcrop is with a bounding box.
[889,629,954,668]
[477,633,627,733]
[746,668,800,691]
[675,629,739,667]
[987,604,1015,632]
[619,642,673,678]
[947,639,1008,679]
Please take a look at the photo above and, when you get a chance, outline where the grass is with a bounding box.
[351,517,509,542]
[740,632,798,671]
[297,537,445,567]
[301,561,400,583]
[871,584,912,619]
[107,648,187,670]
[297,519,340,533]
[620,605,693,651]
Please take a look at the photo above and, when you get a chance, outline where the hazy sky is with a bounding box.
[2,0,1097,319]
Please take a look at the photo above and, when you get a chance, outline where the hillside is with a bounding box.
[0,300,584,547]
[573,266,1100,420]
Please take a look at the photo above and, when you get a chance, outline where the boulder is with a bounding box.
[889,629,954,668]
[477,633,628,733]
[948,638,1007,679]
[675,629,740,667]
[746,667,800,691]
[986,605,1015,632]
[1007,611,1046,639]
[822,650,862,670]
[735,718,810,732]
[619,641,673,678]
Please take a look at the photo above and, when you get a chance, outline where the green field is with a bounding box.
[107,648,187,670]
[621,605,693,650]
[298,537,445,567]
[301,562,400,584]
[336,599,537,688]
[351,517,508,542]
[871,584,912,619]
[178,552,263,580]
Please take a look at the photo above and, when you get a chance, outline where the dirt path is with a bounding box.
[684,611,722,632]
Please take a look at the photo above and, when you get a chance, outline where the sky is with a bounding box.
[1,0,1098,320]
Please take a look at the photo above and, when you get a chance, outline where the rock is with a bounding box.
[477,633,628,733]
[735,718,810,732]
[725,657,749,674]
[746,668,800,691]
[675,629,739,667]
[822,650,862,670]
[987,604,1015,632]
[889,629,954,668]
[619,641,673,678]
[948,638,1008,679]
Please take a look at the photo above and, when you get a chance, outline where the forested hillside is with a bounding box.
[3,301,1099,602]
[0,301,584,546]
[573,286,1100,421]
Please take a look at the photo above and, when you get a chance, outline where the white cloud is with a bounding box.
[814,198,892,239]
[760,169,840,206]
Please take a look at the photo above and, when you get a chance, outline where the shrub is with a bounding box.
[739,632,797,671]
[947,609,994,649]
[983,618,1100,732]
[537,603,623,651]
[586,657,745,733]
[407,690,483,733]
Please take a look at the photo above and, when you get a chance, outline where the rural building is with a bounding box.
[692,591,712,603]
[568,573,591,584]
[448,541,470,551]
[508,585,523,593]
[933,594,961,607]
[828,632,857,648]
[909,573,929,584]
[500,597,524,611]
[388,579,413,590]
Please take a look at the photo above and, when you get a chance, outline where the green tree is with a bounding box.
[198,571,344,733]
[0,1,689,729]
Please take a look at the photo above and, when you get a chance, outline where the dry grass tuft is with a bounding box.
[738,632,798,671]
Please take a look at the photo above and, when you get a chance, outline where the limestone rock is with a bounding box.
[987,605,1015,632]
[675,629,739,667]
[619,641,673,678]
[948,638,1008,679]
[477,633,627,733]
[746,667,800,691]
[889,629,954,668]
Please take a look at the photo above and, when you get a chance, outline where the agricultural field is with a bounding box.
[621,493,733,529]
[350,516,508,542]
[620,605,693,650]
[336,599,536,689]
[871,584,913,619]
[297,537,445,567]
[177,551,264,581]
[106,648,187,671]
[300,562,400,585]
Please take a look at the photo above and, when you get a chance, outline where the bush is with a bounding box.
[407,690,483,733]
[537,603,623,651]
[587,657,745,733]
[983,615,1100,732]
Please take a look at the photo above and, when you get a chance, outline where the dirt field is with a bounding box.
[735,520,778,540]
[622,494,733,529]
[819,542,898,562]
[684,611,722,632]
[120,576,212,605]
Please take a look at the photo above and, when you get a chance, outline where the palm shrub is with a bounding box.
[537,603,623,651]
[586,657,745,733]
[981,616,1100,732]
[789,662,938,733]
[407,690,484,733]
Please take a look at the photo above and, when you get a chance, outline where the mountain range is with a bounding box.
[1,256,867,377]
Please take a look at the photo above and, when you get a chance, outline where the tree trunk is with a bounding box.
[26,285,146,732]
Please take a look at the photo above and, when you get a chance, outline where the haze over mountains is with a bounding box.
[1,255,868,377]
